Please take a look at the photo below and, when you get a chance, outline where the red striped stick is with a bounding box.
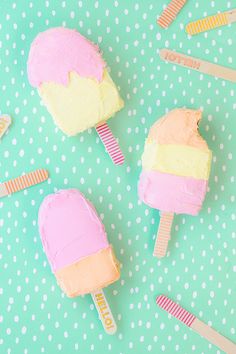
[96,122,124,165]
[157,0,187,29]
[153,212,174,258]
[0,169,49,198]
[157,295,195,326]
[156,295,236,353]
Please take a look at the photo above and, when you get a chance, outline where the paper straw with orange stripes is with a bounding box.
[153,212,174,258]
[0,169,49,198]
[186,9,236,35]
[157,0,187,29]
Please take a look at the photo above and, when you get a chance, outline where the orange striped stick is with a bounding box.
[153,212,174,258]
[0,169,49,198]
[157,0,187,29]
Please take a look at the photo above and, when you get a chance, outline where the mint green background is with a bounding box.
[0,1,235,353]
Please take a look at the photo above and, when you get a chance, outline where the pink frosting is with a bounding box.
[138,171,208,215]
[38,189,109,272]
[28,27,106,87]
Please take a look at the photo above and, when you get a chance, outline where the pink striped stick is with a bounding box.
[157,0,187,29]
[153,212,174,258]
[0,169,49,198]
[96,122,124,165]
[156,295,236,353]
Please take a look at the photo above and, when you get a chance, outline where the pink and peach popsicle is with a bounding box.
[38,189,120,334]
[138,108,212,258]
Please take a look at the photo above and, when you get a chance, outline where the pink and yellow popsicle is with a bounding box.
[38,189,120,334]
[28,27,124,165]
[138,108,212,258]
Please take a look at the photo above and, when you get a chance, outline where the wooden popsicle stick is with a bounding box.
[160,48,236,83]
[95,122,124,166]
[0,115,11,139]
[153,212,174,258]
[186,9,236,35]
[91,289,117,335]
[0,169,49,198]
[157,0,188,29]
[156,295,236,354]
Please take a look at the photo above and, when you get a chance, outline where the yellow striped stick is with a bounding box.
[186,9,236,35]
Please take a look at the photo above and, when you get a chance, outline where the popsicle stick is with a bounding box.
[186,9,236,35]
[153,212,174,258]
[0,115,11,139]
[157,0,187,29]
[156,295,236,354]
[0,169,49,198]
[95,122,124,165]
[160,48,236,83]
[91,289,117,335]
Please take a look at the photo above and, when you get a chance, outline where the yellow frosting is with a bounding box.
[39,69,124,136]
[142,141,212,180]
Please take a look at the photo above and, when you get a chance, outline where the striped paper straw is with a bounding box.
[0,169,49,197]
[96,122,124,165]
[186,13,228,35]
[156,295,196,327]
[153,212,174,258]
[157,295,236,353]
[157,0,187,29]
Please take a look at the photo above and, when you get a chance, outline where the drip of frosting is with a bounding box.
[38,189,109,272]
[28,27,106,87]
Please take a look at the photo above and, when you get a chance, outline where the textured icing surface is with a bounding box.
[28,27,106,87]
[139,108,212,214]
[139,171,208,215]
[142,142,212,180]
[39,70,124,135]
[55,246,120,297]
[148,108,209,150]
[38,189,109,272]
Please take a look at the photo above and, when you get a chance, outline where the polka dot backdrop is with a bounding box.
[0,0,235,353]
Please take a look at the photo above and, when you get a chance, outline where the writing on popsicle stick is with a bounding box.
[92,290,117,335]
[0,115,11,139]
[162,49,201,69]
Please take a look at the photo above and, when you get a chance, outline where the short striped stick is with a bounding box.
[160,48,236,83]
[0,169,49,198]
[153,212,174,258]
[156,295,236,354]
[157,0,187,29]
[0,115,11,139]
[186,9,236,35]
[96,122,124,165]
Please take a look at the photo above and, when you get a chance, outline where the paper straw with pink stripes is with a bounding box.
[156,295,195,326]
[0,169,49,198]
[156,295,236,353]
[96,122,124,165]
[157,0,187,29]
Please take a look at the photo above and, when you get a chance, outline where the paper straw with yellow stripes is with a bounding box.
[186,9,236,35]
